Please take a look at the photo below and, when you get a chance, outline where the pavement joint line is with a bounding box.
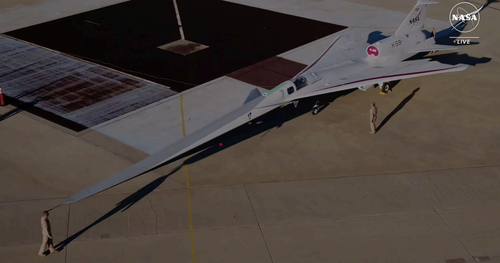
[7,202,500,249]
[2,208,468,248]
[64,204,70,263]
[149,196,159,235]
[180,92,197,263]
[1,164,499,205]
[244,184,275,263]
[257,209,437,227]
[2,225,261,248]
[405,174,479,262]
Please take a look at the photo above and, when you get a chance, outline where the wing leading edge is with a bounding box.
[62,95,267,204]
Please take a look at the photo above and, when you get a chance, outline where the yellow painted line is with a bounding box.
[180,92,196,263]
[392,90,500,124]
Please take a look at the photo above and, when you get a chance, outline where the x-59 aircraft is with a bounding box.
[62,0,470,205]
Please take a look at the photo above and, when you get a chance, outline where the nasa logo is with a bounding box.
[449,2,482,33]
[366,46,379,57]
[409,16,420,24]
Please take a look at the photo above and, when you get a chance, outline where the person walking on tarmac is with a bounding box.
[38,211,57,256]
[370,102,378,134]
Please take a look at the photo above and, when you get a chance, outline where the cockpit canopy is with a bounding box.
[292,76,307,90]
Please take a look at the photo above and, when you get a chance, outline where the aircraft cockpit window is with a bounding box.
[293,76,307,90]
[287,86,294,95]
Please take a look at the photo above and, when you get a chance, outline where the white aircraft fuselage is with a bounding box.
[254,29,430,110]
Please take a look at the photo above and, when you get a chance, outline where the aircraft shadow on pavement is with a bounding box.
[427,52,491,66]
[376,87,420,133]
[52,89,356,251]
[53,166,182,252]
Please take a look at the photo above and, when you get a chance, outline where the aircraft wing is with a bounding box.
[289,59,468,100]
[294,34,368,77]
[62,94,269,204]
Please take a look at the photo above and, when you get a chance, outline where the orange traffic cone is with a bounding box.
[0,85,4,106]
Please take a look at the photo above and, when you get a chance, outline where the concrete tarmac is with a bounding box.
[1,0,500,263]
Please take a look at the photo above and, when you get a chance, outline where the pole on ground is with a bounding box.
[172,0,185,40]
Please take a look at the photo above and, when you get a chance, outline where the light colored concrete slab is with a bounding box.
[0,199,68,247]
[261,211,474,263]
[246,174,432,225]
[0,0,129,33]
[67,193,157,242]
[191,226,272,263]
[440,205,500,262]
[0,244,65,263]
[65,232,192,263]
[78,129,151,165]
[93,94,184,155]
[151,185,258,233]
[407,166,500,209]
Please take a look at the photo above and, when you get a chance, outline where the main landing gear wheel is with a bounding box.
[379,82,391,95]
[382,82,390,93]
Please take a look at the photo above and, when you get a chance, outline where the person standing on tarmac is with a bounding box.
[38,211,57,256]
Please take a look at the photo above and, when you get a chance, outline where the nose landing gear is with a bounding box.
[311,101,327,115]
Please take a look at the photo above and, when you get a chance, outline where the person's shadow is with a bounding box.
[376,87,420,133]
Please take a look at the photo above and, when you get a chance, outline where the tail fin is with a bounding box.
[394,0,438,36]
